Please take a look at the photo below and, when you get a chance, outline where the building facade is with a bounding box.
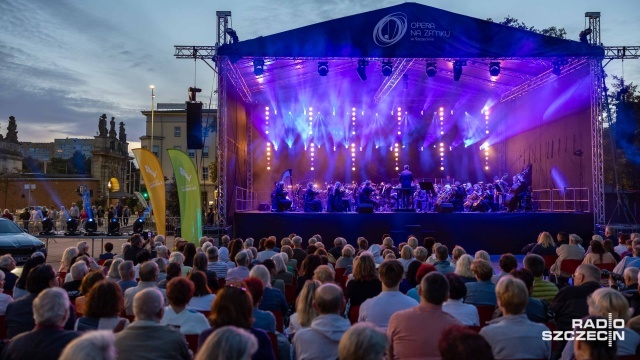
[54,138,94,159]
[21,142,53,161]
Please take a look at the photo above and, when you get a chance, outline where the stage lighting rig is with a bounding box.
[225,28,239,43]
[551,59,567,76]
[579,28,592,44]
[381,61,393,76]
[453,60,466,81]
[107,217,121,236]
[426,62,437,77]
[40,218,54,235]
[253,59,265,76]
[65,218,79,236]
[356,59,368,81]
[133,218,144,234]
[318,61,329,76]
[489,62,501,77]
[84,218,98,235]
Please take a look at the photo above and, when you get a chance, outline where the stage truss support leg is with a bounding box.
[246,110,253,210]
[217,58,228,227]
[590,59,605,226]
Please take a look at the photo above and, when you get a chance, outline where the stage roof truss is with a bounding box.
[224,57,252,103]
[373,58,415,103]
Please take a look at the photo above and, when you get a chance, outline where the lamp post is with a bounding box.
[150,85,155,155]
[107,180,112,211]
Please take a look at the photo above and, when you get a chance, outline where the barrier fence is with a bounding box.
[531,187,590,212]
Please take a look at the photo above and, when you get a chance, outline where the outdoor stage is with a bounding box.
[233,211,593,255]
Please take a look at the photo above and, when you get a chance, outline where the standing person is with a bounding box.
[19,208,30,230]
[58,206,69,231]
[399,165,414,208]
[122,206,130,226]
[116,202,123,226]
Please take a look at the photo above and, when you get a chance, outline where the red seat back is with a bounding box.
[270,310,284,333]
[0,315,6,340]
[595,262,616,279]
[348,305,360,325]
[541,255,558,270]
[185,334,199,355]
[217,278,226,288]
[559,259,583,276]
[334,268,347,290]
[268,332,279,359]
[285,284,296,305]
[474,305,496,327]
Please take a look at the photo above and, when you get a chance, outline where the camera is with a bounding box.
[601,269,624,282]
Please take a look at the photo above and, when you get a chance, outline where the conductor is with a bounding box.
[399,165,414,208]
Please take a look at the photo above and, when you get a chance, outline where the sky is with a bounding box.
[1,0,639,153]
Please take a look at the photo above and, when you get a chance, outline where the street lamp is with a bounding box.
[150,85,155,155]
[107,180,112,211]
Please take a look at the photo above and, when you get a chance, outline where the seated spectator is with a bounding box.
[106,258,124,282]
[465,259,497,306]
[99,242,115,261]
[571,315,617,360]
[491,253,517,284]
[582,239,617,265]
[73,270,105,316]
[196,325,257,360]
[562,288,640,359]
[399,260,421,294]
[551,234,586,277]
[226,250,251,282]
[206,246,229,279]
[271,253,293,285]
[335,245,355,269]
[381,237,399,258]
[59,330,116,360]
[296,254,322,295]
[451,245,466,265]
[258,238,278,262]
[242,277,276,333]
[603,239,621,263]
[287,280,321,336]
[346,252,382,307]
[480,276,550,359]
[474,250,491,263]
[293,284,351,360]
[328,237,345,261]
[425,242,441,264]
[438,325,495,360]
[158,262,181,289]
[620,239,635,259]
[280,245,297,272]
[338,322,388,360]
[358,260,418,330]
[193,252,219,293]
[124,261,166,316]
[433,245,455,274]
[199,286,275,360]
[64,261,88,301]
[617,243,640,274]
[356,237,368,256]
[76,276,129,332]
[187,270,216,311]
[368,244,384,265]
[169,252,191,277]
[291,236,308,268]
[160,277,209,334]
[442,273,479,326]
[3,288,80,360]
[6,264,76,338]
[388,272,462,359]
[155,245,169,265]
[249,265,288,316]
[0,254,18,294]
[313,264,335,284]
[413,246,429,263]
[115,288,190,360]
[59,247,79,273]
[523,253,559,301]
[614,233,629,255]
[182,242,197,268]
[260,259,286,293]
[12,256,45,299]
[550,264,601,333]
[530,231,557,256]
[406,263,437,302]
[454,254,476,283]
[116,261,137,293]
[0,270,14,314]
[509,269,550,323]
[398,246,415,272]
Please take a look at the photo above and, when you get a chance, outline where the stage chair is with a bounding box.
[184,334,199,355]
[334,268,347,290]
[541,254,558,279]
[348,305,360,325]
[268,332,279,359]
[0,315,6,340]
[285,284,296,306]
[554,259,583,285]
[270,310,284,333]
[595,262,616,279]
[217,278,226,288]
[474,304,496,327]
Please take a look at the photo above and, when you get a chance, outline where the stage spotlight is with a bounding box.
[225,28,239,44]
[318,61,329,76]
[453,60,466,81]
[108,218,121,236]
[426,62,437,77]
[579,28,592,44]
[253,59,265,76]
[489,62,501,77]
[381,61,393,76]
[133,218,144,234]
[84,218,97,234]
[356,59,368,81]
[41,218,54,235]
[65,218,78,235]
[552,61,563,76]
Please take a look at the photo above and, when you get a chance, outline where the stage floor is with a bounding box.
[233,211,594,255]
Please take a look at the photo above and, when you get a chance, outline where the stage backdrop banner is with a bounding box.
[132,148,166,236]
[167,149,202,243]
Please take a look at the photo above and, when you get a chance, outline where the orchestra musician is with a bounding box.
[452,181,466,212]
[398,165,414,208]
[303,182,322,212]
[413,184,428,212]
[493,175,509,211]
[332,182,350,212]
[358,180,379,210]
[271,181,292,212]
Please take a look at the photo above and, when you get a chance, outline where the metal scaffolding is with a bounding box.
[216,60,228,227]
[590,60,606,226]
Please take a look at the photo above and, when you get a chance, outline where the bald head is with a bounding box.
[139,261,159,282]
[314,283,344,315]
[133,288,164,321]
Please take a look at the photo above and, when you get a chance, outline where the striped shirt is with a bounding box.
[207,261,229,279]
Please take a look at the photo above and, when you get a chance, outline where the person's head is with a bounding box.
[281,245,293,261]
[474,250,490,263]
[301,254,322,279]
[400,245,414,260]
[624,267,640,287]
[70,261,88,281]
[103,242,114,253]
[130,234,143,248]
[470,259,493,282]
[169,251,185,266]
[338,322,389,360]
[167,277,194,308]
[341,245,355,259]
[454,254,474,278]
[420,272,449,305]
[602,239,615,255]
[537,232,555,248]
[118,260,135,281]
[0,254,16,271]
[59,330,116,360]
[154,234,165,245]
[187,270,210,297]
[195,326,258,360]
[242,277,264,307]
[496,276,528,316]
[133,288,164,322]
[139,261,159,282]
[210,286,254,329]
[295,280,321,327]
[33,287,70,327]
[523,253,545,277]
[378,260,405,290]
[80,270,105,295]
[26,263,56,294]
[353,252,377,281]
[77,241,89,255]
[435,245,449,261]
[249,265,272,288]
[281,237,292,248]
[444,273,467,301]
[357,237,368,251]
[16,255,46,289]
[633,245,640,257]
[121,243,131,255]
[382,237,394,248]
[272,253,287,274]
[314,283,344,315]
[235,250,250,267]
[569,234,583,245]
[407,237,419,250]
[292,236,303,248]
[451,246,466,262]
[166,262,182,281]
[573,264,601,286]
[416,263,437,283]
[193,252,208,272]
[61,247,79,268]
[404,164,409,170]
[438,325,494,360]
[588,287,632,322]
[510,268,535,296]
[154,245,167,260]
[106,258,123,280]
[313,265,335,284]
[572,315,617,360]
[265,238,276,250]
[413,247,428,262]
[85,280,124,318]
[499,253,518,273]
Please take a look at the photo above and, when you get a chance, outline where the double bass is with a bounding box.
[506,165,530,212]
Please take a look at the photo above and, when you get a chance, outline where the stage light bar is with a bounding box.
[253,59,265,76]
[381,61,393,76]
[426,62,437,77]
[489,62,501,77]
[318,61,329,76]
[357,59,368,81]
[453,60,466,81]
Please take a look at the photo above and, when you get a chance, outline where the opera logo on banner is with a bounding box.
[373,12,408,47]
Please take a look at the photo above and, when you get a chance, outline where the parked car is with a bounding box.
[0,218,47,265]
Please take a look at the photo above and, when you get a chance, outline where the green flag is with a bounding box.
[167,149,202,243]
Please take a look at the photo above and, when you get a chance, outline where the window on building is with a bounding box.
[202,167,209,181]
[203,146,209,157]
[174,126,181,137]
[188,149,195,158]
[174,146,182,151]
[152,145,159,157]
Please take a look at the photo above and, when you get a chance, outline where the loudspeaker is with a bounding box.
[258,203,271,212]
[186,101,203,149]
[435,203,454,213]
[357,203,374,213]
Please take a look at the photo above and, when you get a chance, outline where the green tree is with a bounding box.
[166,177,180,217]
[486,15,567,39]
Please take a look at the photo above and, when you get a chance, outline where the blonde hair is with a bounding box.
[60,247,78,272]
[400,245,414,260]
[195,326,258,360]
[353,252,377,281]
[496,276,529,315]
[454,254,475,278]
[383,237,394,248]
[313,265,335,284]
[341,245,355,258]
[474,250,490,263]
[414,247,428,262]
[588,288,632,322]
[451,246,466,261]
[407,237,418,250]
[537,232,555,248]
[384,253,396,260]
[296,280,321,327]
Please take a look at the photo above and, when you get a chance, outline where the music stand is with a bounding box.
[419,182,434,193]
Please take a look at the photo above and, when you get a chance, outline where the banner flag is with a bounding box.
[167,149,202,243]
[132,148,166,236]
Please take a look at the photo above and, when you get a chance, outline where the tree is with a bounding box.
[208,158,218,185]
[166,177,180,217]
[22,156,43,173]
[486,15,567,39]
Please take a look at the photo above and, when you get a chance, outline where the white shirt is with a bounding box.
[442,298,480,326]
[160,306,210,334]
[358,291,418,331]
[187,294,216,311]
[614,244,628,255]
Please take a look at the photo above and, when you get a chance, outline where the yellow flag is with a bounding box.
[132,148,166,236]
